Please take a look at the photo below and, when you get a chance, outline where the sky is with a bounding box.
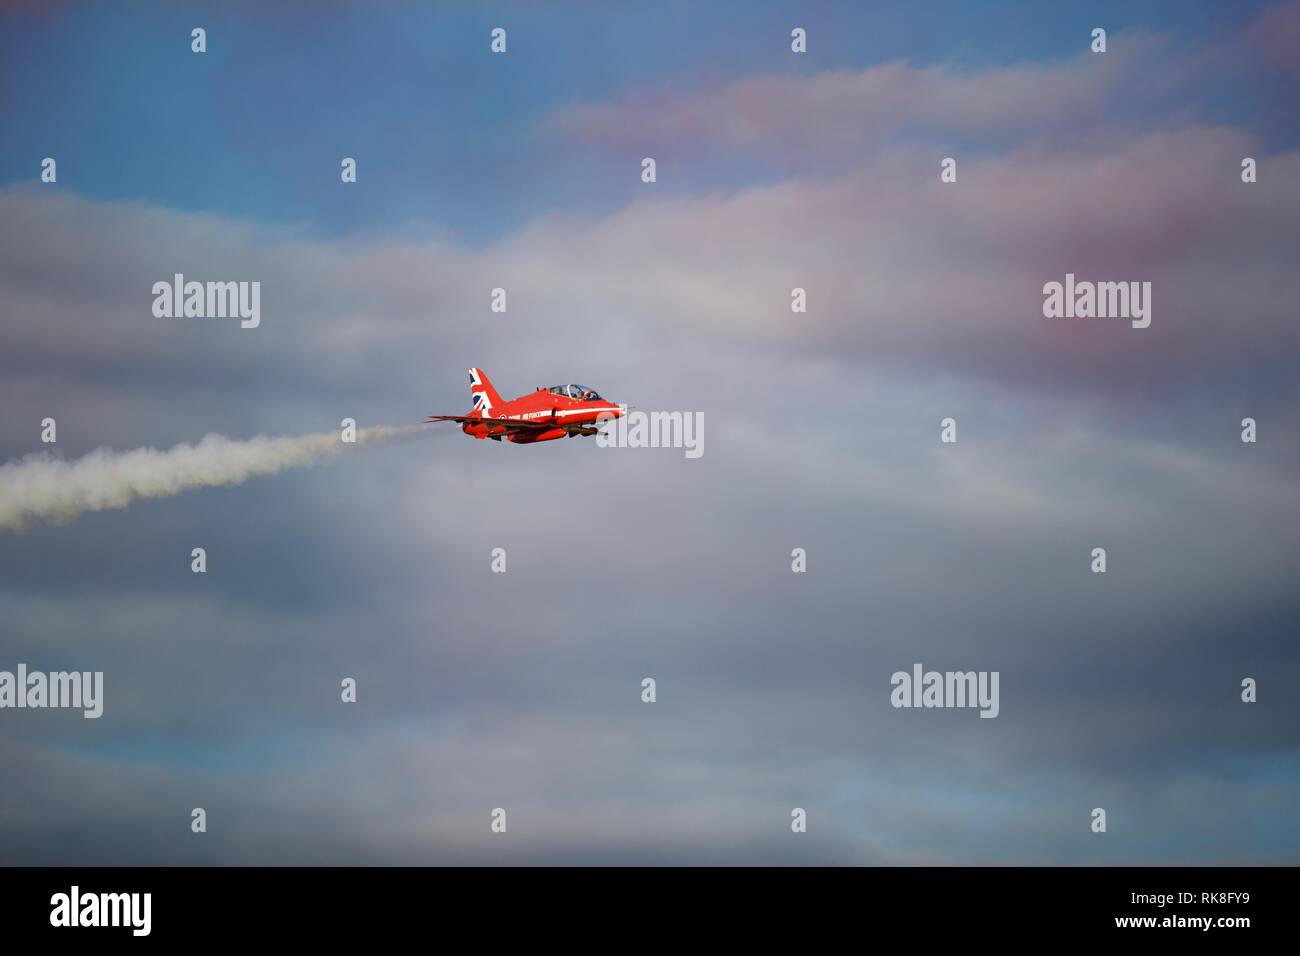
[0,0,1298,864]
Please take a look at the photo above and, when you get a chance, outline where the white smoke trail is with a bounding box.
[0,425,424,531]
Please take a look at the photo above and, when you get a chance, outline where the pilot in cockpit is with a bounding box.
[546,384,601,401]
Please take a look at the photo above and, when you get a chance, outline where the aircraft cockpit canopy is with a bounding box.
[546,384,601,400]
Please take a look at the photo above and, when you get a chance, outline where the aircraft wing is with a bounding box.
[423,415,556,431]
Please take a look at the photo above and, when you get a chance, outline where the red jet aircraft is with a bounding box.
[424,368,626,444]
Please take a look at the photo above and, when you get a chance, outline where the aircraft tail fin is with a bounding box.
[468,367,504,414]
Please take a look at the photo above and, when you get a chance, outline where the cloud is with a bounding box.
[7,117,1299,423]
[552,35,1173,161]
[1,4,1298,865]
